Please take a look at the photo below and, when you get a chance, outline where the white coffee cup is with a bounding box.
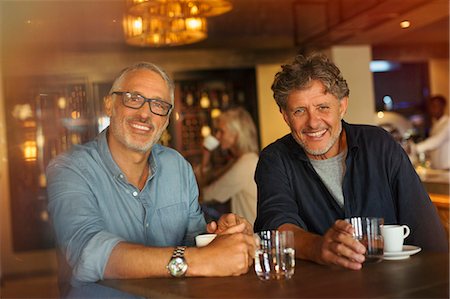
[195,234,217,247]
[381,224,411,252]
[203,135,220,151]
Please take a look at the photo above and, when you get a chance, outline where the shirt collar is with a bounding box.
[342,121,359,155]
[97,128,123,178]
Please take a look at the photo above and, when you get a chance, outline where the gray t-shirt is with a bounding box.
[310,149,347,208]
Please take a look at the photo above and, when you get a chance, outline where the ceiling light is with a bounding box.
[400,20,411,29]
[123,0,232,47]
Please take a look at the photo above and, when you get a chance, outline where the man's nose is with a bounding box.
[306,111,321,128]
[136,102,154,118]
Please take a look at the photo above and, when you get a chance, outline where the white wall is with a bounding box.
[327,45,376,125]
[429,59,450,114]
[256,64,290,148]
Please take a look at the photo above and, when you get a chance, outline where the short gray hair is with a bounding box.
[271,53,349,110]
[109,62,175,104]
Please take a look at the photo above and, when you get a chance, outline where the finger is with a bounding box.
[240,219,253,235]
[246,251,253,269]
[332,241,365,263]
[228,214,253,235]
[333,254,363,270]
[206,221,217,233]
[220,222,246,235]
[334,232,366,254]
[333,220,354,234]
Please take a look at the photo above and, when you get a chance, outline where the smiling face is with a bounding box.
[282,80,348,160]
[105,69,171,154]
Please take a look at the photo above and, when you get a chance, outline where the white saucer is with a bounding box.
[383,245,422,260]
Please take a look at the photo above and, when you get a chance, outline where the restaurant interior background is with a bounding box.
[0,0,448,288]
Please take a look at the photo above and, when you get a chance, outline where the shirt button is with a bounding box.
[146,223,149,228]
[132,191,138,196]
[119,174,124,179]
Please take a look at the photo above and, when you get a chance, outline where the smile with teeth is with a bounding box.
[130,122,151,132]
[304,129,327,138]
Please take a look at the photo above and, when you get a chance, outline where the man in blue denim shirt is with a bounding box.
[47,62,255,298]
[255,53,448,271]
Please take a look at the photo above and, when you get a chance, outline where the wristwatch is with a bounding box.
[167,246,188,277]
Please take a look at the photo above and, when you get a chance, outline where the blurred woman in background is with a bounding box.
[199,107,259,226]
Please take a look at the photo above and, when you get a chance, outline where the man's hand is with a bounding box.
[186,232,256,277]
[314,220,366,270]
[206,213,253,235]
[280,221,366,271]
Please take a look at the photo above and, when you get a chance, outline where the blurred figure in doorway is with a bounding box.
[413,95,449,170]
[199,107,259,226]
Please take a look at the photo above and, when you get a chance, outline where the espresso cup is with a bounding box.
[381,225,410,252]
[254,230,295,280]
[346,217,384,263]
[195,234,217,247]
[203,135,220,151]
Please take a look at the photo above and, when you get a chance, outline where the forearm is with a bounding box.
[278,223,322,263]
[104,232,255,279]
[104,242,174,279]
[104,243,211,279]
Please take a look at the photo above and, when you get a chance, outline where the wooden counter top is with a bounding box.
[430,193,450,208]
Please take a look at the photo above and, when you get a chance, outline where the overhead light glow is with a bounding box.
[400,20,411,29]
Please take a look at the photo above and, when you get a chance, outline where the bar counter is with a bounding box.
[100,252,449,298]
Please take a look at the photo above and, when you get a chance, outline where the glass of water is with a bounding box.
[254,230,295,281]
[346,217,384,263]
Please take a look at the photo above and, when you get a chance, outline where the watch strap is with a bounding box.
[167,246,188,277]
[172,246,186,259]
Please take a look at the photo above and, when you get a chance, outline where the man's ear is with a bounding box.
[104,95,113,117]
[281,108,290,127]
[339,96,349,119]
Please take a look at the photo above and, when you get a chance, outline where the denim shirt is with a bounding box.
[47,129,206,286]
[255,121,448,252]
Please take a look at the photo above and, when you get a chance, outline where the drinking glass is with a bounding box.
[346,217,384,263]
[254,230,295,280]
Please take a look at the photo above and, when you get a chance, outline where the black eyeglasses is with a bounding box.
[112,91,173,116]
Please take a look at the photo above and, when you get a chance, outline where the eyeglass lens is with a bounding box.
[122,92,172,116]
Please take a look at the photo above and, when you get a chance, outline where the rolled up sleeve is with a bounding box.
[47,159,124,284]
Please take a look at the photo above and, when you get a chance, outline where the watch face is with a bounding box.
[168,257,188,277]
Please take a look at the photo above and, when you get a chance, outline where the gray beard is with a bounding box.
[297,122,342,157]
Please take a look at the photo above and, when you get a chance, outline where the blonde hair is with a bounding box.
[218,107,259,155]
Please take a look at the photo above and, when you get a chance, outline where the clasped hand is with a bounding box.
[317,220,366,270]
[196,213,255,276]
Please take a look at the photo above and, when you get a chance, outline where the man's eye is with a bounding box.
[152,101,163,109]
[293,108,305,116]
[130,95,142,102]
[318,106,329,111]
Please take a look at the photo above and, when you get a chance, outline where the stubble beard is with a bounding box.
[296,121,342,157]
[110,109,168,153]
